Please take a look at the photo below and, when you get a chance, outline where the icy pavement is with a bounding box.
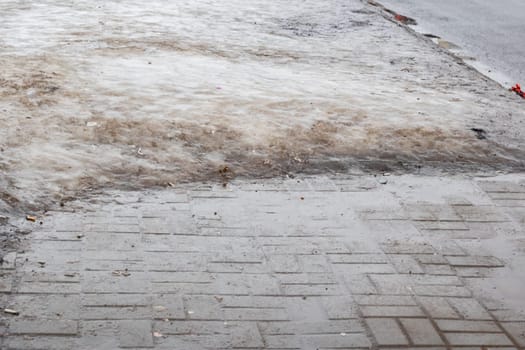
[1,175,525,349]
[1,0,525,210]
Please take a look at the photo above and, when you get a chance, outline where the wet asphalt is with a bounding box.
[377,0,525,86]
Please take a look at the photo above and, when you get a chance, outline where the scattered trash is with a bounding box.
[153,305,167,312]
[471,128,487,140]
[167,182,175,188]
[112,269,130,277]
[4,309,19,315]
[37,261,46,267]
[26,215,37,222]
[394,14,417,25]
[379,178,388,185]
[153,331,163,338]
[219,165,233,180]
[300,197,305,200]
[64,272,76,277]
[423,33,440,39]
[137,147,145,156]
[214,296,224,302]
[340,332,347,336]
[511,84,525,99]
[77,233,84,239]
[187,310,194,315]
[86,121,98,127]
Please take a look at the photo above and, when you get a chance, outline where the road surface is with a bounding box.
[378,0,525,86]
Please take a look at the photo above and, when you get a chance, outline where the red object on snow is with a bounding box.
[511,83,525,99]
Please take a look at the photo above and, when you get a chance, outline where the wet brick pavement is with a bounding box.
[1,175,525,349]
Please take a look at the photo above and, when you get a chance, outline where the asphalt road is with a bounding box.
[377,0,525,87]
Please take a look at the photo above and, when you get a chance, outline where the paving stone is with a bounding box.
[381,242,435,255]
[477,181,525,193]
[446,255,504,268]
[8,319,78,335]
[183,295,224,320]
[366,318,409,345]
[410,275,462,286]
[422,264,456,275]
[369,274,412,295]
[355,295,416,306]
[455,267,496,277]
[500,322,525,346]
[418,297,460,319]
[81,271,150,294]
[491,309,525,322]
[389,255,424,274]
[447,298,492,320]
[8,294,80,319]
[1,252,17,270]
[3,336,77,350]
[361,305,424,317]
[301,333,371,348]
[320,295,359,320]
[332,262,396,274]
[445,333,513,346]
[436,320,500,332]
[400,318,444,345]
[223,307,289,321]
[267,255,301,273]
[17,281,81,294]
[119,320,153,348]
[258,320,364,335]
[152,295,185,320]
[0,273,13,293]
[453,206,507,222]
[413,220,469,230]
[341,274,378,295]
[230,322,265,348]
[285,296,328,321]
[413,285,472,297]
[414,254,449,265]
[263,334,302,349]
[328,253,389,264]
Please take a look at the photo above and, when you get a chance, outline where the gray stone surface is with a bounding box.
[1,174,525,349]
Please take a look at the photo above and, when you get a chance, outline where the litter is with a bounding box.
[394,14,417,25]
[112,269,131,277]
[471,128,487,140]
[511,84,525,99]
[26,215,37,222]
[4,309,19,315]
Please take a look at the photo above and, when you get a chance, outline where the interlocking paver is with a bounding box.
[445,332,513,346]
[400,318,444,345]
[3,175,525,349]
[366,318,409,345]
[119,320,153,348]
[501,322,525,346]
[8,319,78,335]
[436,320,500,332]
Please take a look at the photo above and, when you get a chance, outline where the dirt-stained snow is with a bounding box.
[1,0,524,210]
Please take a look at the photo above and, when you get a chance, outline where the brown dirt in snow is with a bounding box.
[1,0,525,216]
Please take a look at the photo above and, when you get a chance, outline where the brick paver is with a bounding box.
[1,175,525,349]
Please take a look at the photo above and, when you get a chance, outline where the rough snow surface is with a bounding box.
[1,0,524,209]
